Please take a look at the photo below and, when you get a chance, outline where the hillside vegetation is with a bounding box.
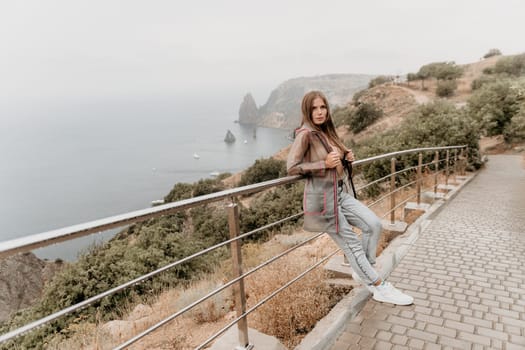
[2,51,525,349]
[333,52,525,151]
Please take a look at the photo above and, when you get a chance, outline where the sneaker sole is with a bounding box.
[372,295,414,306]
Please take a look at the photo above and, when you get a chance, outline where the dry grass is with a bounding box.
[247,263,332,348]
[244,234,346,349]
[174,280,234,324]
[48,232,342,350]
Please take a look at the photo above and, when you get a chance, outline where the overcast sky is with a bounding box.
[1,0,524,104]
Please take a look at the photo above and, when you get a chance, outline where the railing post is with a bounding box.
[445,150,450,186]
[417,153,422,205]
[227,202,252,350]
[433,151,439,195]
[390,157,396,225]
[453,149,458,183]
[464,146,469,175]
[459,148,465,176]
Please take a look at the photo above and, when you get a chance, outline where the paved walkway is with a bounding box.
[329,155,525,350]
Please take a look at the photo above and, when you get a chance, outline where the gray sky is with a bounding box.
[1,0,524,104]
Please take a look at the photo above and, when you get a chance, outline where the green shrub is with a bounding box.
[493,54,525,76]
[190,205,229,244]
[471,74,499,90]
[503,108,525,142]
[216,172,232,180]
[482,66,495,75]
[347,102,384,133]
[332,105,351,127]
[353,101,481,194]
[351,89,367,105]
[468,79,524,136]
[193,178,224,197]
[240,183,303,240]
[346,102,383,134]
[239,158,287,186]
[164,183,194,202]
[164,178,225,202]
[436,80,457,97]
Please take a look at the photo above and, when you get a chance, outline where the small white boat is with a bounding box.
[193,153,200,159]
[151,199,165,206]
[210,171,220,177]
[243,140,248,144]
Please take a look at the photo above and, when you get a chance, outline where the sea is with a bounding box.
[0,94,292,261]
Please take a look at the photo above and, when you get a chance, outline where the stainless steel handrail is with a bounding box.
[352,145,465,167]
[0,176,302,259]
[0,145,465,259]
[0,211,305,344]
[0,144,468,348]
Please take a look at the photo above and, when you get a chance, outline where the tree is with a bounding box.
[483,48,502,59]
[406,73,418,86]
[434,62,463,80]
[416,64,433,90]
[467,79,524,136]
[368,75,394,88]
[417,62,462,96]
[417,62,463,81]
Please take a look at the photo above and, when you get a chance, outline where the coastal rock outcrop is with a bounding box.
[238,93,259,124]
[239,74,375,129]
[224,129,236,143]
[0,252,62,322]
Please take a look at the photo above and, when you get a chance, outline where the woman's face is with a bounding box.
[311,97,328,126]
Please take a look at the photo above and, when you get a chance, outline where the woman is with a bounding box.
[287,91,413,306]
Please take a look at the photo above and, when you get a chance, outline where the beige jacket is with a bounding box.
[287,123,345,234]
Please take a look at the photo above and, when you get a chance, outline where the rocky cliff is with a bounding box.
[238,93,259,124]
[0,253,62,322]
[238,74,375,129]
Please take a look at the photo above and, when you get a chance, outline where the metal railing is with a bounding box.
[0,145,469,349]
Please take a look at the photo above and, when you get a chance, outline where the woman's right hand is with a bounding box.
[324,151,341,169]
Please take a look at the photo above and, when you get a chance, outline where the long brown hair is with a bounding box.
[301,90,347,153]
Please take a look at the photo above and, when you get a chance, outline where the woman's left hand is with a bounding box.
[345,150,355,162]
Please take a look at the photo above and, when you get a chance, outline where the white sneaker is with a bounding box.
[371,281,414,306]
[350,271,375,292]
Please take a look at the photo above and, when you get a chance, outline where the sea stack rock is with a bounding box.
[238,93,259,124]
[224,129,236,143]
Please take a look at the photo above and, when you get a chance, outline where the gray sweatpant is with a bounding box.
[327,184,382,285]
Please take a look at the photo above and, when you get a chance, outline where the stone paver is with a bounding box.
[328,155,525,350]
